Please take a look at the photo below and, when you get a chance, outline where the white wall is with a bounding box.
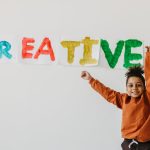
[0,0,150,150]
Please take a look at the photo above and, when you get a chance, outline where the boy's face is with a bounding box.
[126,76,145,98]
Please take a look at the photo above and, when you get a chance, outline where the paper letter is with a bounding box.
[61,41,80,64]
[34,37,55,61]
[100,39,124,68]
[22,37,35,58]
[80,37,99,65]
[0,41,12,59]
[124,39,142,68]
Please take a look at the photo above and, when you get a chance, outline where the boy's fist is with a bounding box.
[81,71,92,81]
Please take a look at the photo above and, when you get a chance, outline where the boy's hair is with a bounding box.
[125,66,145,87]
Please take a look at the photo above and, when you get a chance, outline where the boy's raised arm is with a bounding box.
[145,46,150,92]
[89,78,124,109]
[81,71,124,109]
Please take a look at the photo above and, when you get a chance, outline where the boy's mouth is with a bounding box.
[131,92,140,96]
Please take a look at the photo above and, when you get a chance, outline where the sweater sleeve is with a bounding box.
[89,78,124,109]
[145,52,150,93]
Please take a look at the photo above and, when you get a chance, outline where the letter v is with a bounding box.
[100,39,124,68]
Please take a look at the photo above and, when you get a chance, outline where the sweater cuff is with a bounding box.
[89,77,95,84]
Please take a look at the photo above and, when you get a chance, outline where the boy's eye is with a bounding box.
[127,84,143,88]
[128,84,133,88]
[137,84,142,87]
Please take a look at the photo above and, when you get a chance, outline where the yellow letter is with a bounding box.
[80,37,99,65]
[61,41,80,64]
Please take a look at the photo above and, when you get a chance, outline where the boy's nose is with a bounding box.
[132,85,138,89]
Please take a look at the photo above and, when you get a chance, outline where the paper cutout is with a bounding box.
[123,39,142,68]
[101,39,124,68]
[61,41,80,64]
[0,41,12,59]
[0,36,144,68]
[22,37,35,58]
[34,37,55,61]
[80,37,99,65]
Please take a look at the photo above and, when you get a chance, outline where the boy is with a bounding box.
[81,47,150,150]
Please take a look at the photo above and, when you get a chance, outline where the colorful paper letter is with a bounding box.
[80,37,99,65]
[34,37,55,61]
[22,37,35,58]
[123,39,142,68]
[0,41,12,59]
[100,39,124,68]
[61,41,80,64]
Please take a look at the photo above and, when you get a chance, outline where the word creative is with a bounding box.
[0,36,144,68]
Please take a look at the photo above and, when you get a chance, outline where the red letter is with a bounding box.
[34,37,55,61]
[22,37,35,58]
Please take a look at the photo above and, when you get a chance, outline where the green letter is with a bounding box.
[124,39,142,68]
[100,39,124,68]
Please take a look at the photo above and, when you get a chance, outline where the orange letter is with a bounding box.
[34,37,55,61]
[22,37,35,58]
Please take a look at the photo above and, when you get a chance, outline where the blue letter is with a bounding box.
[0,41,12,59]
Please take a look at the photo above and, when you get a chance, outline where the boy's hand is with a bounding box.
[145,46,150,52]
[81,71,92,81]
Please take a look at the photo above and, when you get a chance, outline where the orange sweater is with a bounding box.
[89,52,150,142]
